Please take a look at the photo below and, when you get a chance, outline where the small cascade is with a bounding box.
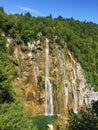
[56,46,67,109]
[72,82,78,114]
[76,63,86,106]
[72,65,78,114]
[62,53,69,109]
[45,38,53,116]
[60,54,69,109]
[68,50,78,114]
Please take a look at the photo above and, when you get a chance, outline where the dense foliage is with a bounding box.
[68,101,98,130]
[0,53,14,103]
[0,35,14,103]
[0,101,38,130]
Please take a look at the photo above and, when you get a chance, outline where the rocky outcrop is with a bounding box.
[7,37,96,116]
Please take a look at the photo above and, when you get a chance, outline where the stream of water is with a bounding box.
[45,38,53,116]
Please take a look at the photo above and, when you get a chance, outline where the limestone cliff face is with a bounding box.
[7,37,87,116]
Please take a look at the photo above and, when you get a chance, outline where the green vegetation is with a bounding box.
[0,101,38,130]
[0,51,14,103]
[68,101,98,130]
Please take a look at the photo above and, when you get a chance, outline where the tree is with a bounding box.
[0,101,38,130]
[0,51,14,103]
[68,107,98,130]
[0,6,4,13]
[0,36,6,53]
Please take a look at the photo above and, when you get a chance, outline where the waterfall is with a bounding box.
[45,38,53,116]
[62,53,69,109]
[72,67,78,114]
[56,46,69,110]
[60,55,69,108]
[68,50,78,114]
[76,63,86,106]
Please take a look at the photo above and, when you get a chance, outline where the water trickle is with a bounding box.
[76,63,86,106]
[56,46,68,110]
[72,84,78,114]
[45,38,53,116]
[68,50,78,114]
[72,66,78,114]
[62,54,69,109]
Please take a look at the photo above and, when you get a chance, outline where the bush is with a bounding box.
[0,101,38,130]
[0,51,14,103]
[68,107,98,130]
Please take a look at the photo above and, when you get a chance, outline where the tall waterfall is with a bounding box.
[60,54,69,108]
[62,53,69,109]
[72,69,78,114]
[68,50,78,114]
[45,38,53,116]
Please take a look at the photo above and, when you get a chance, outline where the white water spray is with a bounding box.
[45,38,53,116]
[72,66,78,114]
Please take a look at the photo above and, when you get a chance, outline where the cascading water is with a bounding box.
[72,64,78,114]
[62,53,69,109]
[45,38,53,116]
[68,50,78,114]
[56,45,69,111]
[60,54,69,108]
[12,37,94,116]
[76,63,86,106]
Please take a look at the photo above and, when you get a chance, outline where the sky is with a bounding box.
[0,0,98,24]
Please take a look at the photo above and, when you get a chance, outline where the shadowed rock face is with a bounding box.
[9,38,93,116]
